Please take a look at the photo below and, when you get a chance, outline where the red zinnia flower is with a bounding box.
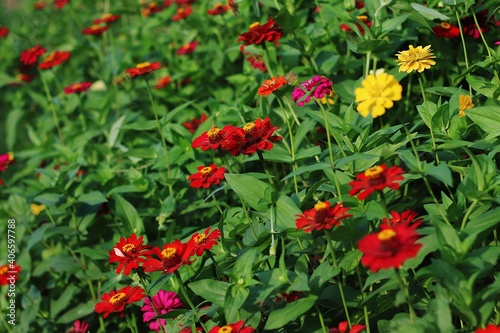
[432,22,460,38]
[460,10,492,39]
[94,286,146,318]
[358,223,422,272]
[275,291,303,303]
[238,18,282,51]
[34,2,48,10]
[475,325,500,333]
[172,6,193,21]
[93,13,122,24]
[64,82,92,94]
[258,76,287,97]
[54,0,69,10]
[381,210,423,228]
[207,3,230,15]
[340,16,372,35]
[108,233,153,276]
[125,62,162,77]
[82,24,109,35]
[209,320,255,333]
[67,320,90,333]
[187,227,222,256]
[142,2,163,17]
[20,45,47,65]
[348,164,405,200]
[9,73,34,86]
[38,51,71,69]
[142,240,193,274]
[329,321,366,333]
[0,27,8,38]
[227,0,238,15]
[0,152,14,171]
[183,114,208,133]
[0,264,21,285]
[155,76,172,89]
[188,164,226,189]
[177,41,198,55]
[192,125,236,151]
[295,201,352,232]
[246,53,266,72]
[223,118,282,156]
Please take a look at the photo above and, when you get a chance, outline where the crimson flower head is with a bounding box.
[0,27,8,38]
[54,0,69,10]
[0,152,14,171]
[142,2,163,16]
[432,22,460,38]
[358,223,422,272]
[192,125,236,151]
[475,325,500,333]
[9,73,34,86]
[238,18,282,51]
[177,41,199,55]
[141,290,183,332]
[340,16,372,35]
[67,320,89,333]
[461,10,492,39]
[329,321,366,333]
[94,286,145,318]
[224,118,282,156]
[275,291,303,303]
[246,53,266,72]
[349,164,404,200]
[20,45,46,65]
[381,210,423,229]
[82,24,109,35]
[34,2,48,10]
[172,6,193,21]
[155,76,172,89]
[64,82,92,94]
[296,201,352,232]
[209,320,255,333]
[187,227,222,256]
[39,51,71,69]
[258,76,287,97]
[108,233,153,276]
[184,114,208,133]
[292,76,333,106]
[126,62,162,77]
[93,13,122,24]
[0,264,21,285]
[227,0,238,15]
[188,164,226,188]
[207,3,230,15]
[143,240,193,274]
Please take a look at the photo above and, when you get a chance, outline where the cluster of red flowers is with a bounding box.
[0,26,8,38]
[0,153,15,172]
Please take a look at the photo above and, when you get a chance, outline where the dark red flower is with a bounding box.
[38,51,71,69]
[125,62,162,77]
[227,0,238,15]
[355,0,364,8]
[207,3,230,15]
[64,82,92,94]
[192,125,237,151]
[142,2,163,16]
[432,22,460,38]
[381,210,423,228]
[348,164,405,200]
[329,321,366,333]
[108,233,153,276]
[82,24,109,35]
[295,201,352,232]
[223,118,282,156]
[183,114,208,133]
[155,76,172,89]
[0,27,8,38]
[54,0,69,10]
[0,152,14,171]
[9,73,34,86]
[340,16,372,35]
[187,227,222,256]
[93,13,122,24]
[67,320,89,333]
[188,164,226,189]
[358,223,422,272]
[475,325,500,333]
[177,41,198,55]
[460,10,492,39]
[0,264,21,285]
[172,6,193,21]
[142,240,193,274]
[34,2,48,10]
[209,320,255,333]
[275,291,303,303]
[94,286,146,318]
[237,18,282,51]
[246,53,266,72]
[20,45,46,65]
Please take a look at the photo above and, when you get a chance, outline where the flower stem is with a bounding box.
[139,275,167,333]
[364,51,371,79]
[315,304,328,333]
[276,97,299,194]
[395,269,416,322]
[470,9,500,83]
[460,198,478,231]
[417,75,439,164]
[455,10,472,96]
[174,271,209,333]
[39,69,65,145]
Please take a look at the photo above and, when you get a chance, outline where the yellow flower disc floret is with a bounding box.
[364,166,383,179]
[109,292,127,306]
[396,45,436,73]
[378,229,396,241]
[354,73,402,118]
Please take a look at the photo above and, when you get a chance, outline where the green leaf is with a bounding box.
[465,106,500,134]
[225,174,275,211]
[77,191,108,205]
[463,207,500,239]
[425,163,453,187]
[108,115,126,147]
[112,194,144,234]
[309,261,340,293]
[123,148,158,159]
[56,301,95,324]
[273,195,302,229]
[50,285,79,317]
[189,279,230,307]
[224,285,250,323]
[264,297,317,330]
[231,248,257,282]
[410,3,450,21]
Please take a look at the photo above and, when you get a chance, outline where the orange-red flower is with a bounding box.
[475,325,500,333]
[172,6,193,21]
[246,53,266,72]
[143,240,193,274]
[0,153,14,171]
[348,164,404,200]
[224,118,282,156]
[209,321,255,333]
[108,233,153,276]
[142,2,163,17]
[188,164,227,189]
[94,286,145,318]
[64,82,92,94]
[155,76,172,89]
[227,0,238,15]
[358,223,422,272]
[192,125,237,151]
[329,321,366,333]
[82,24,109,35]
[38,51,71,69]
[295,201,352,232]
[207,2,230,15]
[187,227,222,256]
[20,45,46,65]
[432,22,460,38]
[340,16,372,35]
[238,18,282,51]
[257,76,287,97]
[93,13,122,24]
[8,73,34,86]
[34,2,48,10]
[0,264,21,285]
[177,41,198,55]
[381,210,423,228]
[183,114,208,133]
[54,0,69,10]
[125,62,162,77]
[0,27,8,38]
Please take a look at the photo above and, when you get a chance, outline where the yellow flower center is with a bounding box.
[72,83,83,90]
[364,166,383,179]
[243,123,255,132]
[136,62,151,69]
[215,2,223,6]
[149,2,157,7]
[109,292,126,306]
[314,202,328,211]
[356,15,368,21]
[249,22,260,29]
[207,127,221,139]
[161,247,177,259]
[378,229,396,241]
[440,22,451,29]
[44,53,57,62]
[90,24,102,30]
[218,326,233,333]
[8,152,14,161]
[102,13,113,19]
[0,266,8,274]
[122,243,136,253]
[200,167,213,176]
[194,233,207,245]
[177,8,185,14]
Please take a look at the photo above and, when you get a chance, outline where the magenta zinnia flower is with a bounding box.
[141,290,183,331]
[292,76,333,106]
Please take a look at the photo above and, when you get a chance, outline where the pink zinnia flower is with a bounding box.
[141,290,183,332]
[292,76,333,106]
[67,320,89,333]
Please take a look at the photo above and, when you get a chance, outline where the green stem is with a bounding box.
[417,76,439,164]
[355,263,371,333]
[282,95,301,126]
[460,199,478,231]
[276,97,299,194]
[174,271,209,333]
[395,269,416,322]
[455,10,472,96]
[139,276,167,333]
[364,51,371,79]
[315,304,328,333]
[212,195,223,215]
[378,191,391,223]
[39,69,65,145]
[470,9,500,83]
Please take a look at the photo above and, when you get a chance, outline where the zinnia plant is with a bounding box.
[141,290,183,331]
[94,286,146,318]
[354,73,402,118]
[349,164,405,200]
[396,45,436,73]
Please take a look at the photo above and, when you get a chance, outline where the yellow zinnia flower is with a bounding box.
[31,203,46,216]
[458,95,474,117]
[354,73,403,118]
[396,45,436,73]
